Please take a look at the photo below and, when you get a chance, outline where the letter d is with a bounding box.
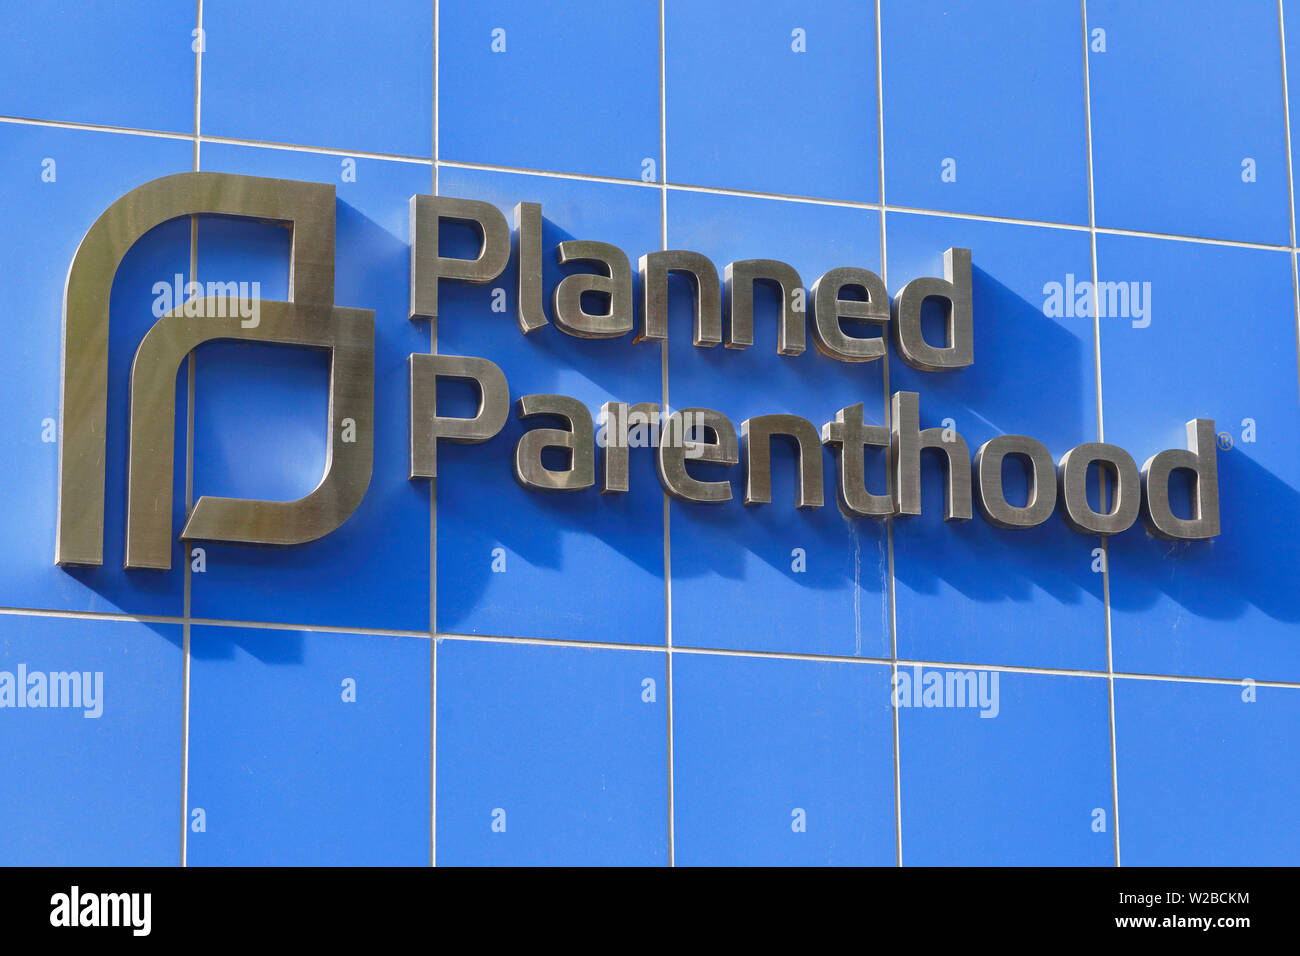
[1140,419,1220,540]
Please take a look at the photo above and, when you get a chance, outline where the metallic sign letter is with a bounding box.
[513,201,548,334]
[1057,442,1141,535]
[599,401,661,495]
[1141,419,1220,540]
[552,241,634,338]
[637,250,722,347]
[724,259,805,355]
[891,391,973,520]
[822,403,894,517]
[408,353,510,479]
[973,435,1057,529]
[409,195,510,322]
[741,415,824,508]
[128,299,374,569]
[57,171,361,568]
[891,247,973,371]
[512,394,595,491]
[810,267,890,363]
[657,408,737,504]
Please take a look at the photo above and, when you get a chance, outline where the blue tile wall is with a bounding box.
[189,143,432,633]
[186,625,430,866]
[898,670,1114,865]
[672,653,896,865]
[666,0,879,202]
[664,189,889,658]
[439,0,658,179]
[881,0,1090,225]
[1098,235,1300,683]
[1,0,1297,866]
[434,166,664,645]
[886,212,1105,672]
[0,614,182,866]
[0,0,194,133]
[0,123,192,618]
[1115,677,1300,865]
[202,0,433,156]
[1088,0,1291,243]
[436,639,667,865]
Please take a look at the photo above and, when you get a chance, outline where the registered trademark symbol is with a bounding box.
[1217,431,1233,451]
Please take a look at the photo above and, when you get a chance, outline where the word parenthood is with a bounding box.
[411,196,1218,541]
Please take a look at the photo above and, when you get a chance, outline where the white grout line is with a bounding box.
[874,0,904,870]
[657,0,676,871]
[179,0,204,870]
[1280,0,1300,422]
[1093,224,1288,252]
[4,602,1299,687]
[1079,0,1122,869]
[0,113,192,140]
[672,180,880,208]
[430,0,440,870]
[202,133,432,165]
[440,157,650,188]
[180,311,194,870]
[4,111,1297,253]
[883,201,1088,230]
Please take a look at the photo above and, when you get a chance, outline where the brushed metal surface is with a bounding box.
[891,390,973,520]
[409,194,510,323]
[127,299,374,570]
[637,249,722,347]
[656,407,737,504]
[408,352,510,479]
[57,171,338,567]
[822,402,894,517]
[723,259,806,355]
[974,434,1058,529]
[1057,442,1141,535]
[512,394,595,492]
[552,240,634,338]
[741,414,825,509]
[810,266,890,363]
[1141,418,1220,540]
[599,401,661,495]
[513,201,548,334]
[891,247,973,371]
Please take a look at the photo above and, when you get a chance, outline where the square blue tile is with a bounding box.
[0,2,194,133]
[1097,235,1300,682]
[1284,0,1300,230]
[202,0,433,156]
[186,625,429,865]
[436,639,668,865]
[899,669,1114,865]
[189,144,432,632]
[881,0,1089,224]
[886,212,1105,671]
[1115,677,1300,865]
[435,167,664,645]
[0,613,182,865]
[1089,0,1290,243]
[665,189,889,658]
[672,653,895,866]
[666,0,878,201]
[439,0,659,179]
[0,123,192,617]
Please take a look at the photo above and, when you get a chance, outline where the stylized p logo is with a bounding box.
[56,172,374,570]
